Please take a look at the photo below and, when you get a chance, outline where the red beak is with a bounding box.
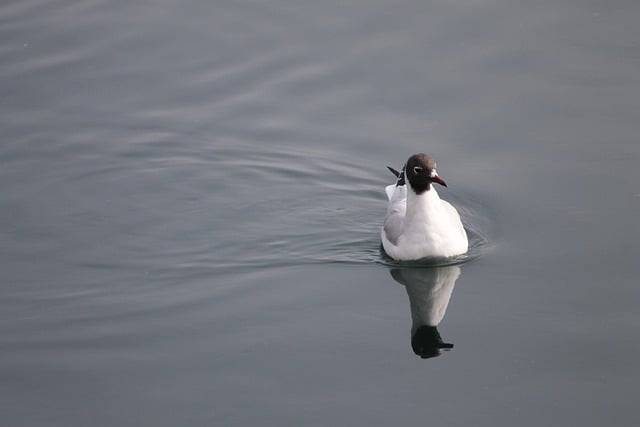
[432,175,447,187]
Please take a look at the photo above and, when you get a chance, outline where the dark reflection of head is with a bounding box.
[390,265,461,359]
[411,325,454,359]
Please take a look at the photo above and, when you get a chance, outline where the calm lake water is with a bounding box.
[1,0,639,425]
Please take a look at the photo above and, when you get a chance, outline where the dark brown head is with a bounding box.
[405,153,447,195]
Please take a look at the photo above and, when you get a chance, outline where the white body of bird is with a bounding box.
[381,154,468,260]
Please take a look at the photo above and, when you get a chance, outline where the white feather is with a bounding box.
[381,177,468,260]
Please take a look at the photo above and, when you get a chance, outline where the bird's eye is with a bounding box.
[413,166,423,174]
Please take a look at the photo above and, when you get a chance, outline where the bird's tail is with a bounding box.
[386,165,405,187]
[387,166,401,178]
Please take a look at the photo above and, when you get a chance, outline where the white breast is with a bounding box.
[381,184,468,260]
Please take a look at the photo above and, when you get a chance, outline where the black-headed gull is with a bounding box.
[381,153,468,260]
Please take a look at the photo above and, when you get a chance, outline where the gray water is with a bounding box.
[2,0,639,425]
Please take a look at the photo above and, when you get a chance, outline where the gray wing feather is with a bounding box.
[383,185,407,245]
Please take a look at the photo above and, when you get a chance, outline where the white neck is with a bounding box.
[404,185,442,226]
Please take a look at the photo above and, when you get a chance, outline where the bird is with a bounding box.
[381,153,468,260]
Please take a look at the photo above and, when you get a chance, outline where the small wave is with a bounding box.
[204,144,493,272]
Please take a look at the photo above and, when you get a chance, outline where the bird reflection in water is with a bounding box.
[390,265,461,359]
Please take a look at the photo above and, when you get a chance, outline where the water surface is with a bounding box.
[1,0,639,426]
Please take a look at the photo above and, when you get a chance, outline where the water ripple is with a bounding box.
[199,142,493,272]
